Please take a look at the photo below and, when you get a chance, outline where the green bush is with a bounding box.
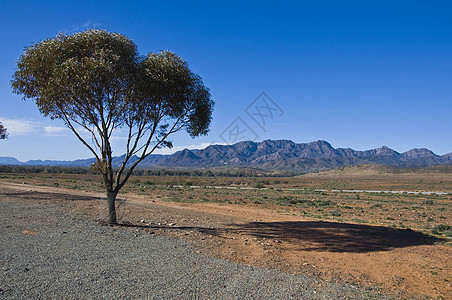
[423,199,434,205]
[183,180,193,187]
[370,203,383,209]
[330,210,342,217]
[253,182,265,189]
[128,178,140,184]
[431,224,452,237]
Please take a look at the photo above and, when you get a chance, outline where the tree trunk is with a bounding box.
[107,191,117,225]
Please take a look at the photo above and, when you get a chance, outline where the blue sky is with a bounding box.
[1,1,451,161]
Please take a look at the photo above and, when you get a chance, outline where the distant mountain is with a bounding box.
[0,157,23,165]
[2,139,451,173]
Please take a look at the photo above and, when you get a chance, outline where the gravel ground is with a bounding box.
[0,200,390,299]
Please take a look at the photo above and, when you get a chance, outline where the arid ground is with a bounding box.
[1,165,451,299]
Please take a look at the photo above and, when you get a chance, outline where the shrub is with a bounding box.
[370,203,383,209]
[431,224,452,236]
[183,180,193,187]
[128,178,141,185]
[253,182,265,189]
[423,199,434,205]
[330,210,342,217]
[314,200,334,207]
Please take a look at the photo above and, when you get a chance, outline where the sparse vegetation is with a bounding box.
[431,224,452,237]
[2,165,449,239]
[1,164,450,298]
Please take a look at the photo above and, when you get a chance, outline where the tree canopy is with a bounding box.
[0,122,7,139]
[12,29,214,223]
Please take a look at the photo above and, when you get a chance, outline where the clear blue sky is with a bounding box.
[1,1,451,161]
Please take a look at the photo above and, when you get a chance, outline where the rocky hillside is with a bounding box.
[1,140,451,173]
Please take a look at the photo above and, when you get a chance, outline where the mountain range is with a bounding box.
[2,140,452,173]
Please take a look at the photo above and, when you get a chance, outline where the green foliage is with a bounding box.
[431,224,452,236]
[329,210,342,217]
[0,122,7,139]
[89,160,107,174]
[253,181,266,189]
[128,178,141,184]
[12,30,213,142]
[183,180,193,187]
[275,196,335,207]
[370,203,383,209]
[12,30,137,121]
[423,199,434,205]
[0,165,91,174]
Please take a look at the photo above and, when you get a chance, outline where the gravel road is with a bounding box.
[0,199,389,299]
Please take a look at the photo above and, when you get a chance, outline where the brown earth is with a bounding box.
[1,181,450,299]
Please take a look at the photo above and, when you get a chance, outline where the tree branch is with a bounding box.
[115,117,184,192]
[61,114,100,162]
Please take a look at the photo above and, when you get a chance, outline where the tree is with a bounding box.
[0,122,7,139]
[12,30,214,224]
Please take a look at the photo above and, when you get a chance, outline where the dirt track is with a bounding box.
[1,181,451,299]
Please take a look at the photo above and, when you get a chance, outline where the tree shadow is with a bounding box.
[114,220,444,253]
[229,221,444,253]
[114,221,221,234]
